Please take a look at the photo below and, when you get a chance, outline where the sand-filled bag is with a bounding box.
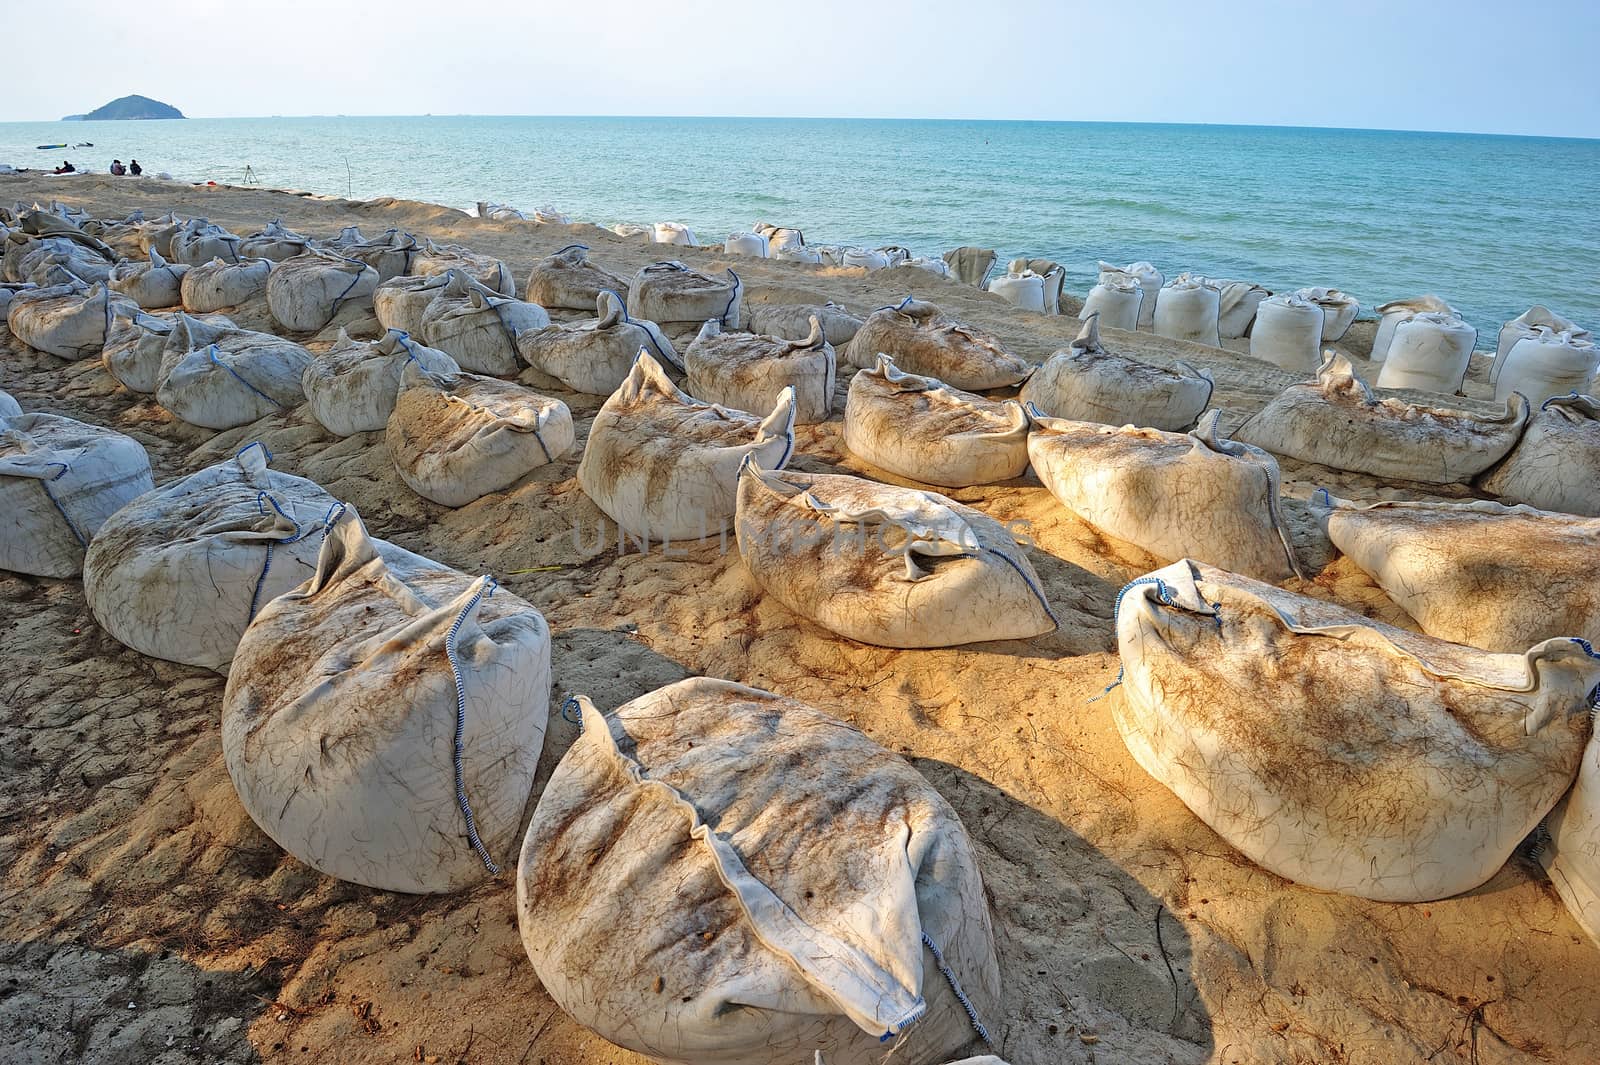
[515,290,678,394]
[108,248,187,308]
[1214,279,1271,339]
[628,260,743,329]
[523,243,630,310]
[101,311,174,393]
[238,219,312,262]
[843,297,1029,391]
[1494,328,1598,405]
[1374,312,1478,394]
[0,390,19,417]
[373,271,454,337]
[224,507,549,894]
[1079,273,1144,332]
[1248,292,1326,374]
[303,329,458,437]
[155,311,240,385]
[845,354,1029,486]
[7,280,135,360]
[180,256,272,314]
[1030,409,1300,581]
[418,275,549,377]
[577,352,794,540]
[1478,393,1600,516]
[1098,260,1163,328]
[83,443,340,672]
[652,221,698,246]
[1495,306,1590,384]
[754,220,805,253]
[387,362,574,507]
[338,227,421,282]
[734,459,1057,647]
[1021,313,1212,430]
[686,316,835,424]
[158,337,313,430]
[1234,353,1528,484]
[1111,558,1600,901]
[1369,294,1457,362]
[747,300,862,346]
[988,264,1047,313]
[1314,495,1600,653]
[169,219,243,266]
[0,281,35,330]
[411,239,515,296]
[1153,274,1221,347]
[1295,286,1360,341]
[0,413,154,578]
[517,677,1001,1065]
[266,250,379,333]
[1539,731,1600,949]
[723,231,769,257]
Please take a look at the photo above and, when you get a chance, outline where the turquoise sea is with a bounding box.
[0,115,1595,337]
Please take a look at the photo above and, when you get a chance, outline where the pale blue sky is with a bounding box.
[15,0,1599,137]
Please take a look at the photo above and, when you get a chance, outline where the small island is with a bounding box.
[63,95,185,121]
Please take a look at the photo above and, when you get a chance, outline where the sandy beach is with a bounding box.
[1,173,1595,1065]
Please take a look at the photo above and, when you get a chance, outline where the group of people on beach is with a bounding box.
[48,159,143,176]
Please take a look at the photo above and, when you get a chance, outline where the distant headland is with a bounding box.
[62,95,185,121]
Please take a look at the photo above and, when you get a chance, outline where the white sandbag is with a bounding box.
[1374,312,1478,393]
[652,222,697,246]
[515,290,679,394]
[987,265,1046,313]
[523,243,629,311]
[475,201,526,221]
[842,248,892,271]
[180,256,272,313]
[266,250,379,333]
[339,227,421,282]
[686,317,835,424]
[101,311,174,393]
[0,281,35,329]
[0,390,19,417]
[373,271,454,337]
[1213,279,1270,339]
[0,413,154,577]
[811,244,849,267]
[577,352,795,540]
[108,248,187,308]
[1008,258,1065,315]
[608,222,652,239]
[723,231,769,257]
[1031,409,1299,581]
[411,239,515,296]
[1020,313,1213,431]
[223,506,549,893]
[419,276,549,376]
[627,261,743,329]
[530,205,569,225]
[7,281,135,360]
[1248,292,1326,373]
[1111,558,1600,901]
[1369,295,1456,362]
[1153,274,1220,347]
[1098,260,1163,328]
[1234,353,1528,484]
[878,245,913,266]
[82,443,340,671]
[1494,306,1591,386]
[169,219,243,266]
[387,362,575,507]
[137,214,185,259]
[158,337,313,430]
[1294,287,1360,341]
[238,219,312,262]
[746,301,861,346]
[902,256,954,279]
[1079,274,1144,332]
[1540,731,1600,948]
[753,221,805,252]
[734,459,1057,647]
[1315,495,1600,653]
[1494,328,1598,405]
[844,355,1029,487]
[303,329,458,436]
[774,245,824,264]
[1478,393,1600,516]
[843,297,1030,391]
[517,677,1001,1065]
[156,311,240,385]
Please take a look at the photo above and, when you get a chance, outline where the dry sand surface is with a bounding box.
[1,174,1595,1065]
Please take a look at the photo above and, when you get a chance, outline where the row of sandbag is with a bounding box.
[0,401,1008,1065]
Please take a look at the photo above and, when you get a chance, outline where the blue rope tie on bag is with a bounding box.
[921,931,993,1047]
[1090,576,1177,702]
[247,491,306,621]
[560,695,583,728]
[236,440,273,463]
[209,345,286,409]
[38,461,87,547]
[601,287,677,368]
[320,256,368,329]
[448,575,502,874]
[1313,487,1332,506]
[1543,390,1583,411]
[553,243,588,256]
[719,269,740,327]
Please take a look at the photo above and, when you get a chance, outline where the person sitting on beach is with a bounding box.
[53,160,75,174]
[109,159,126,176]
[128,159,142,177]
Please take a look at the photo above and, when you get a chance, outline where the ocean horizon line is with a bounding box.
[7,112,1596,143]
